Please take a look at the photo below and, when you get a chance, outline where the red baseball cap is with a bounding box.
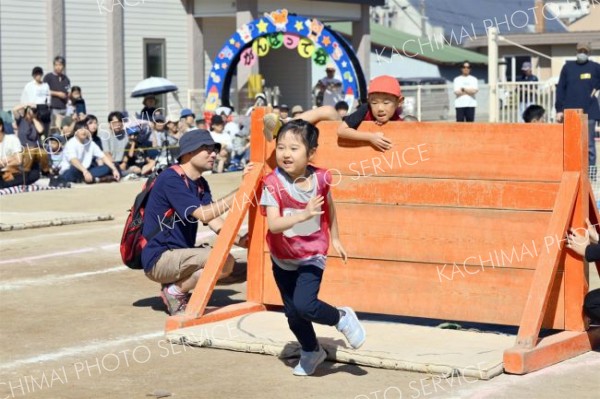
[368,75,402,98]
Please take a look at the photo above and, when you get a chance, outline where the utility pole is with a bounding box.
[488,27,499,123]
[420,0,427,38]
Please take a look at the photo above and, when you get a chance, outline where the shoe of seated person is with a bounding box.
[160,285,189,316]
[293,346,327,376]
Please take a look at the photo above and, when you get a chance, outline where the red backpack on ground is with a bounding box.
[120,165,188,269]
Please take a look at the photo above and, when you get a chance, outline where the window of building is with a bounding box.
[143,39,166,109]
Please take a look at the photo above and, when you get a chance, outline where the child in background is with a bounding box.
[337,75,404,152]
[260,119,365,376]
[522,104,546,123]
[120,125,155,178]
[66,86,86,118]
[209,115,232,173]
[565,218,600,325]
[45,134,66,176]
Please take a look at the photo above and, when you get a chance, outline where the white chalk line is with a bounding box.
[0,265,128,291]
[0,244,120,265]
[0,331,163,372]
[0,224,121,246]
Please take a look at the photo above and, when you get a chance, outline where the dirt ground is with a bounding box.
[1,173,599,399]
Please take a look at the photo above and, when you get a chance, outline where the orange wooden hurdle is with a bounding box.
[165,107,600,375]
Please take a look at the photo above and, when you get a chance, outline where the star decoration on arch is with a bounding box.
[256,19,269,34]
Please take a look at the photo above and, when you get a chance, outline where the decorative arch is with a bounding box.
[204,9,366,111]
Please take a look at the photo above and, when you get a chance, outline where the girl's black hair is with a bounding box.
[71,86,82,93]
[275,119,319,154]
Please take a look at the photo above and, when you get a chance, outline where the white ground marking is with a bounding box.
[0,225,121,246]
[0,331,164,371]
[0,244,120,265]
[0,265,128,291]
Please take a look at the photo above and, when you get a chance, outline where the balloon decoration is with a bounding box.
[205,9,363,111]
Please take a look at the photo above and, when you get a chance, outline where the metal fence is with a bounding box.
[497,81,557,123]
[187,86,281,117]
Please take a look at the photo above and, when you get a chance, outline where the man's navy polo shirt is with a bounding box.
[141,167,212,272]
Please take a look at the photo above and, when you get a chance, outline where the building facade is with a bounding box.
[0,0,380,120]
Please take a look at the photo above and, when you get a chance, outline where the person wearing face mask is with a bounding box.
[555,42,600,179]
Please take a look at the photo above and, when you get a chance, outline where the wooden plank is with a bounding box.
[184,164,264,319]
[331,203,552,269]
[165,302,266,332]
[247,107,267,303]
[261,254,565,328]
[504,328,600,374]
[563,110,589,331]
[331,176,558,210]
[515,172,579,348]
[310,121,563,181]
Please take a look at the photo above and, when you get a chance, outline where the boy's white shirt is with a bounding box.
[59,137,104,173]
[20,80,50,105]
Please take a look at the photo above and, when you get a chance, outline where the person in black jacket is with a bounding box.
[566,218,600,324]
[555,42,600,180]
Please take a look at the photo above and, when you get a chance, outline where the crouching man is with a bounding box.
[141,129,253,315]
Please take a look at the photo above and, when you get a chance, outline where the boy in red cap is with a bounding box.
[337,75,404,152]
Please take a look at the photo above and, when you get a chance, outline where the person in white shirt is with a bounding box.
[20,67,50,106]
[0,117,27,188]
[59,121,121,184]
[453,61,479,122]
[20,67,51,129]
[209,115,231,173]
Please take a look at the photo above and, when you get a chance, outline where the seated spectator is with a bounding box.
[335,101,349,118]
[180,108,195,130]
[195,117,206,130]
[12,104,44,149]
[0,117,38,189]
[66,86,86,118]
[230,125,250,170]
[85,115,103,150]
[140,95,157,121]
[209,115,232,173]
[291,105,304,118]
[59,121,120,184]
[522,104,546,123]
[61,116,75,139]
[11,106,50,181]
[105,111,127,170]
[279,104,289,120]
[44,133,65,177]
[151,114,177,165]
[120,125,156,178]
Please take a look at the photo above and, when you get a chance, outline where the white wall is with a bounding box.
[123,0,190,118]
[65,0,109,121]
[0,0,48,110]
